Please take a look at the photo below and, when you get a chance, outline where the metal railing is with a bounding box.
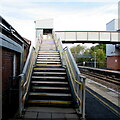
[63,47,86,119]
[54,34,86,119]
[53,34,63,62]
[19,36,42,116]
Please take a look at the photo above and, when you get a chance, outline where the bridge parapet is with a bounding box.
[55,31,120,44]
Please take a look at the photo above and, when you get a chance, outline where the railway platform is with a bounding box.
[86,87,120,120]
[23,107,79,119]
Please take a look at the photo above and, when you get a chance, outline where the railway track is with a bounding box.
[78,66,120,92]
[81,71,120,85]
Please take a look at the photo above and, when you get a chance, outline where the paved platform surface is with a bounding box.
[23,107,79,119]
[86,79,119,106]
[86,87,120,120]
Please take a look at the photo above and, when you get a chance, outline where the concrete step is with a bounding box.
[33,68,65,71]
[32,86,69,90]
[35,64,62,67]
[40,48,57,51]
[32,85,70,91]
[38,53,59,55]
[32,76,65,79]
[33,72,66,75]
[37,56,60,59]
[28,100,73,105]
[31,81,68,85]
[28,92,72,101]
[29,92,71,97]
[37,59,61,62]
[40,42,55,44]
[36,61,61,64]
[41,43,55,45]
[40,46,56,48]
[39,51,59,53]
[31,86,70,93]
[38,54,60,57]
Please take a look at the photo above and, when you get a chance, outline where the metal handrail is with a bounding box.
[53,33,64,65]
[19,35,42,116]
[54,35,86,119]
[63,47,86,119]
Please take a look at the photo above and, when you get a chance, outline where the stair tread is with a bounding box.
[28,100,72,104]
[34,68,65,71]
[32,81,68,84]
[36,62,61,64]
[38,54,60,57]
[35,64,62,67]
[32,76,65,79]
[39,51,59,53]
[33,72,66,75]
[37,59,60,61]
[37,56,60,58]
[29,92,71,96]
[38,53,59,55]
[32,86,69,90]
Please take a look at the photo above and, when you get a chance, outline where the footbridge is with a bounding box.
[55,31,120,44]
[18,35,86,119]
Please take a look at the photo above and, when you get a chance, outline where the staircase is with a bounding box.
[27,38,74,107]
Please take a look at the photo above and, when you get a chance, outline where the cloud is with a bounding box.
[1,0,119,3]
[1,0,118,46]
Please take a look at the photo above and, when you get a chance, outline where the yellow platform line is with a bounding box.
[36,64,62,67]
[86,88,120,116]
[34,68,65,71]
[28,100,72,104]
[39,51,58,53]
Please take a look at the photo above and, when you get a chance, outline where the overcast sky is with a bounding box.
[0,0,119,46]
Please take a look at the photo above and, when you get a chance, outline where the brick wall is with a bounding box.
[2,47,20,119]
[107,56,120,70]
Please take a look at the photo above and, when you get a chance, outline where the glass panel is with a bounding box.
[88,32,99,41]
[100,32,110,41]
[56,32,64,40]
[111,32,119,42]
[65,32,76,40]
[77,32,87,41]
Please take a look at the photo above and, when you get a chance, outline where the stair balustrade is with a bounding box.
[54,34,86,119]
[19,35,42,116]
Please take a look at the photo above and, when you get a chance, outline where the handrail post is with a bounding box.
[81,76,86,119]
[19,74,24,117]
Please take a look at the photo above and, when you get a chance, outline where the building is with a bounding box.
[34,19,54,40]
[0,16,31,119]
[106,19,120,70]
